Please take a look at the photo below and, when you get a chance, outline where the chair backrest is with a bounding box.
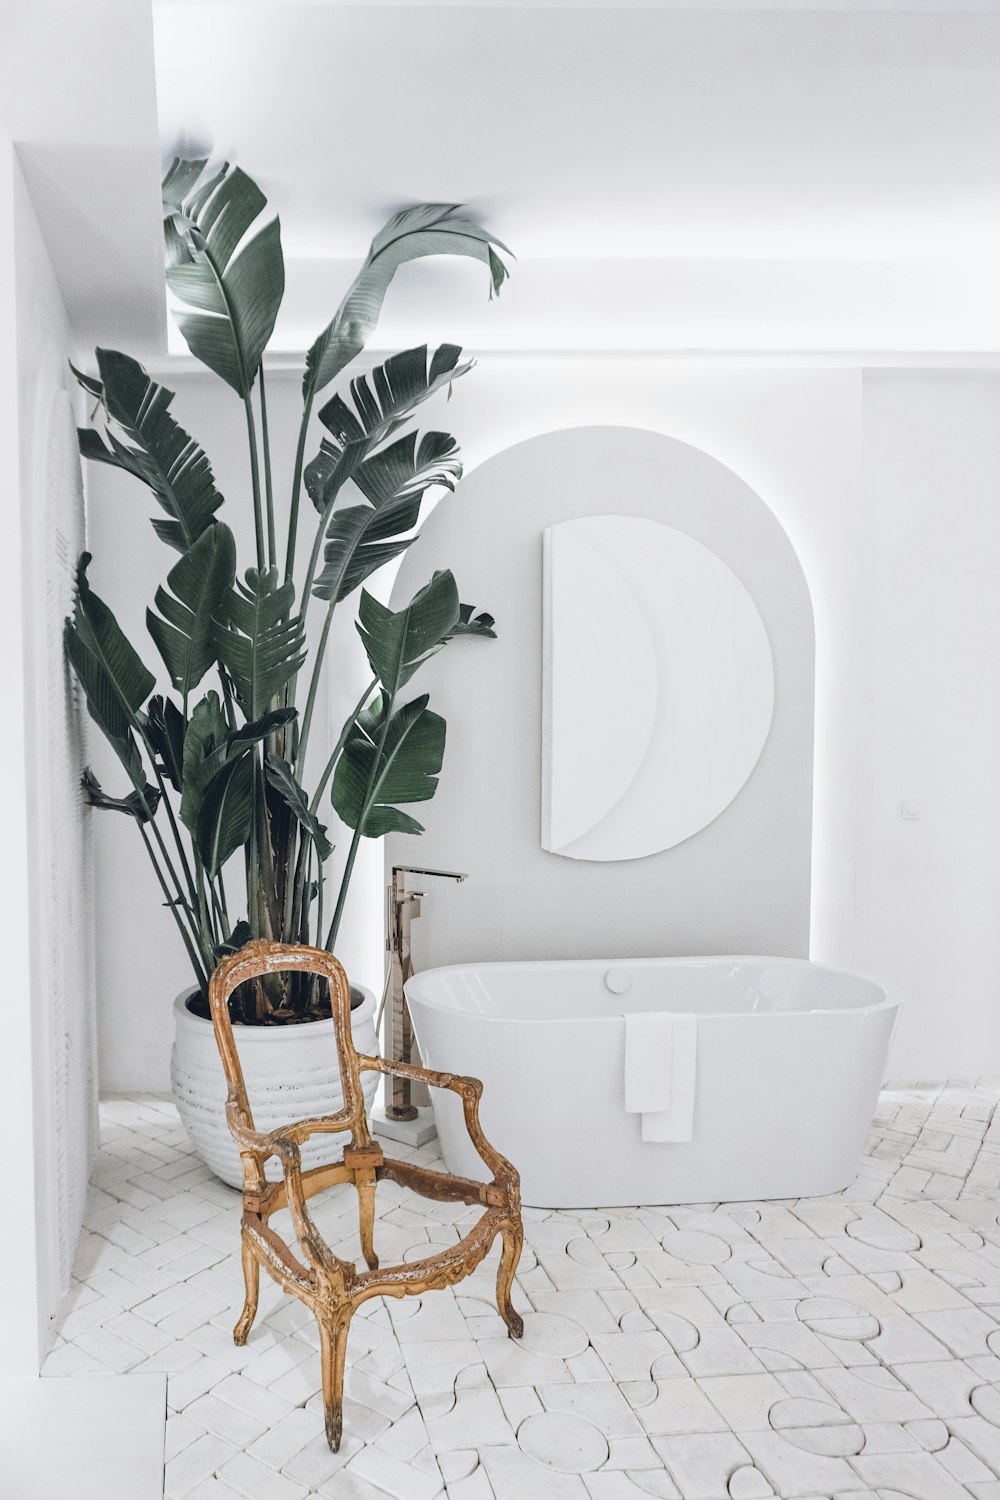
[208,939,368,1145]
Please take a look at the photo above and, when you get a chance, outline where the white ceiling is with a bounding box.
[11,2,1000,355]
[155,5,1000,263]
[1,0,165,353]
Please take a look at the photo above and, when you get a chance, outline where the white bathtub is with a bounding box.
[405,956,901,1208]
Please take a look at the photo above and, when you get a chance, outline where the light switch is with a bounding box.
[901,799,923,820]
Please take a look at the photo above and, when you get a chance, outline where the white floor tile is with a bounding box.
[34,1087,1000,1498]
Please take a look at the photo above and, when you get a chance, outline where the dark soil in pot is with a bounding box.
[186,978,367,1024]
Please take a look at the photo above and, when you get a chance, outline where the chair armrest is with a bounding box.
[359,1053,480,1098]
[357,1055,520,1200]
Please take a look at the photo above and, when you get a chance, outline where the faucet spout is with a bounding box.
[391,865,468,884]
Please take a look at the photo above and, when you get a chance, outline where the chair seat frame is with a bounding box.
[208,940,523,1451]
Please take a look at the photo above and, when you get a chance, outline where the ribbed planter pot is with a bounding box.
[171,987,379,1189]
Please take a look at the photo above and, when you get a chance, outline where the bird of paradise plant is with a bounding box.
[65,158,508,1023]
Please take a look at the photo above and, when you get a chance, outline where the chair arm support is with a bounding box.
[357,1055,520,1202]
[358,1053,482,1099]
[225,1096,356,1155]
[225,1098,345,1280]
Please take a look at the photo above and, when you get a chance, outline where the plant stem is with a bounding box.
[216,865,231,926]
[252,751,278,937]
[326,821,362,953]
[137,787,207,964]
[138,822,208,991]
[243,392,266,572]
[259,367,277,570]
[285,472,342,765]
[139,736,200,918]
[293,671,377,934]
[284,391,315,584]
[301,486,338,618]
[294,595,336,776]
[208,874,229,942]
[326,690,395,950]
[289,832,310,943]
[193,851,213,944]
[314,850,325,953]
[309,676,377,813]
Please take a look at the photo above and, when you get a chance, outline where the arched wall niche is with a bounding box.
[386,425,815,971]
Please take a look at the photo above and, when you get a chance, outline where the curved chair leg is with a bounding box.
[496,1219,524,1339]
[357,1171,379,1271]
[234,1235,260,1346]
[318,1308,353,1452]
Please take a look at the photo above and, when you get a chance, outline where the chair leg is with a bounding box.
[356,1170,379,1271]
[318,1308,353,1452]
[234,1235,260,1346]
[496,1219,524,1339]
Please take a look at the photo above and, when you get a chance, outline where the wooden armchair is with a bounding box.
[208,940,524,1451]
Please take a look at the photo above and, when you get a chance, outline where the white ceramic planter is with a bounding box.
[171,986,379,1189]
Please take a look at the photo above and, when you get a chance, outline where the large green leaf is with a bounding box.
[353,429,462,508]
[162,158,284,397]
[331,694,445,838]
[73,349,223,553]
[451,603,497,639]
[311,344,470,480]
[179,691,229,832]
[196,752,254,877]
[312,431,462,605]
[305,345,470,604]
[179,692,292,833]
[81,767,161,824]
[357,570,462,695]
[213,568,305,720]
[303,204,510,404]
[64,554,156,783]
[264,754,333,861]
[147,523,236,698]
[142,695,186,792]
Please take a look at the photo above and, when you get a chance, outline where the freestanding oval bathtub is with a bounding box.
[406,956,901,1208]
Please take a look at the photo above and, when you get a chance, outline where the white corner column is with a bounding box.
[0,136,45,1375]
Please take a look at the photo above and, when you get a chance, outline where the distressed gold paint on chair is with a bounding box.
[208,940,524,1451]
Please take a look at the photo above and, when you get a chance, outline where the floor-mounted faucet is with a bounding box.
[384,865,467,1121]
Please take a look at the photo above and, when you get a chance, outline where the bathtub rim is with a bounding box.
[404,953,902,1022]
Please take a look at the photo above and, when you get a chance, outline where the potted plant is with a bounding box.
[65,158,508,1186]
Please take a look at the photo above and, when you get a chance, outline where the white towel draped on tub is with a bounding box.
[624,1012,698,1142]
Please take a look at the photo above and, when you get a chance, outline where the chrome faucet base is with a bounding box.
[384,866,468,1117]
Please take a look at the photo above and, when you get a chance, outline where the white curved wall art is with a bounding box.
[542,515,775,861]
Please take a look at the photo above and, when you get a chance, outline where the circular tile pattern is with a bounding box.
[768,1397,864,1457]
[518,1312,591,1359]
[845,1217,921,1252]
[728,1466,775,1499]
[971,1383,1000,1427]
[518,1412,609,1473]
[633,1475,685,1499]
[660,1229,732,1265]
[652,1311,700,1352]
[908,1418,949,1451]
[794,1296,880,1342]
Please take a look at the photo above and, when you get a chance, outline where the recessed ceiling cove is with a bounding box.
[542,516,774,861]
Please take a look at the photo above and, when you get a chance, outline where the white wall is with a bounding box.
[0,143,94,1372]
[387,422,816,967]
[424,363,868,972]
[90,355,1000,1088]
[856,373,1000,1079]
[0,138,41,1378]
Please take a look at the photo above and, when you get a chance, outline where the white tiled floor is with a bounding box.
[43,1081,1000,1499]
